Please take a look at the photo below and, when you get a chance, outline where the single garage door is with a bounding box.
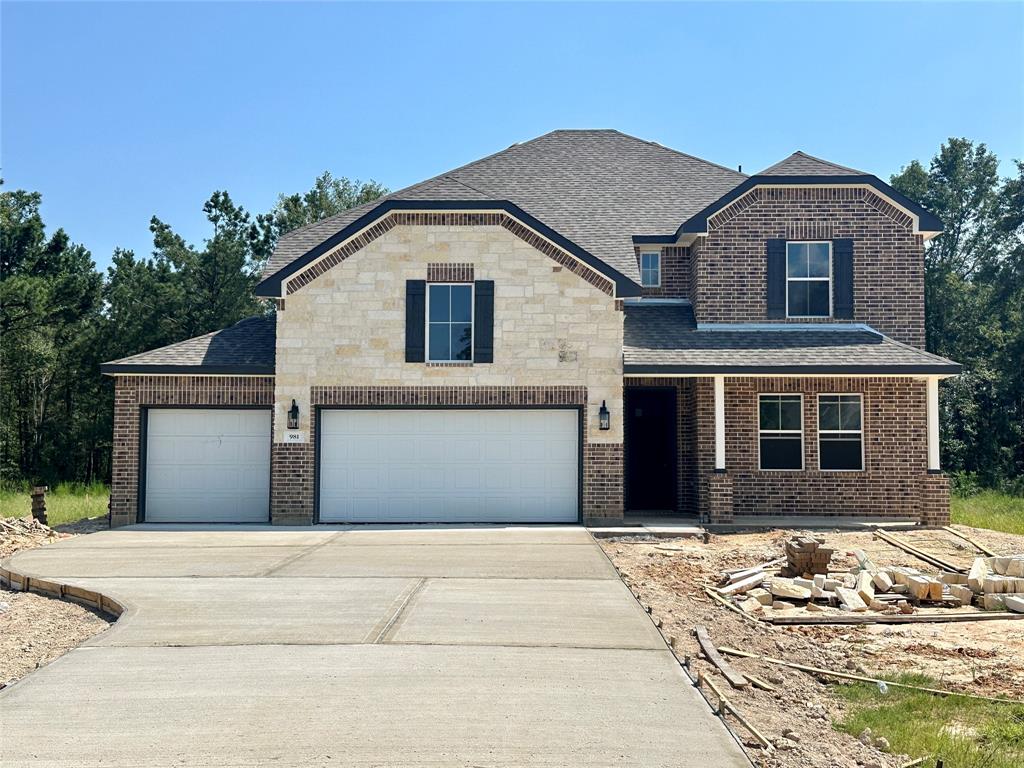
[318,409,579,523]
[144,409,271,523]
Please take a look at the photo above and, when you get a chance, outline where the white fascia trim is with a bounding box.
[285,208,618,298]
[622,298,692,305]
[622,372,957,380]
[695,322,879,334]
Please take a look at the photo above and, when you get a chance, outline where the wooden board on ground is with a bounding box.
[694,625,749,689]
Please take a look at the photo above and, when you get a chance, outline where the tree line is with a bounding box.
[1,140,1021,493]
[0,173,387,487]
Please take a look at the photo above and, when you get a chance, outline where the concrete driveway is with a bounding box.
[1,525,748,767]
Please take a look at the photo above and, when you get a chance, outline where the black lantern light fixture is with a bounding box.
[598,400,611,431]
[287,399,300,430]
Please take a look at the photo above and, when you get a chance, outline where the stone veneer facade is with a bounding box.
[273,221,625,526]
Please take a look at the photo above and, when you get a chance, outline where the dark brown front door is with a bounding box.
[624,387,677,512]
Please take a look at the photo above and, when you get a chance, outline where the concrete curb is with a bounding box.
[0,560,125,619]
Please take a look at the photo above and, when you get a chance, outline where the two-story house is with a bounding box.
[101,130,960,528]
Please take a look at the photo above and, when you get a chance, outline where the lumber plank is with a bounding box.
[768,611,1024,626]
[717,647,1023,705]
[875,530,966,574]
[718,571,765,596]
[694,625,749,689]
[702,586,767,627]
[942,526,998,557]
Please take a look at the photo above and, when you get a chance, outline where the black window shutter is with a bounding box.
[405,280,426,362]
[766,239,786,318]
[833,238,854,319]
[473,280,494,363]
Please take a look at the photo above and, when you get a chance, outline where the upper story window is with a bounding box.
[759,394,803,470]
[786,242,831,317]
[640,252,661,287]
[427,283,473,362]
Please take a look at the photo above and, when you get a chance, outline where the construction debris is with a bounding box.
[707,533,1024,624]
[0,515,63,559]
[694,625,749,689]
[781,536,833,577]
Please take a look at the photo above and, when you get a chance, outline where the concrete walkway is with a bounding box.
[1,525,749,767]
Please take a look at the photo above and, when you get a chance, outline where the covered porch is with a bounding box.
[621,303,961,526]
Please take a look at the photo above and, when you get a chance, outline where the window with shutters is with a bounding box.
[818,394,864,471]
[758,394,803,470]
[786,242,831,318]
[427,283,473,361]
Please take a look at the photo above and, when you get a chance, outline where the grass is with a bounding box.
[952,491,1024,535]
[0,482,109,526]
[835,674,1024,767]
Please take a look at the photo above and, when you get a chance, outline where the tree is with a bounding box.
[892,142,1024,487]
[270,172,388,238]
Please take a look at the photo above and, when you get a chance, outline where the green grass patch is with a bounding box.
[952,491,1024,535]
[835,673,1024,767]
[0,482,109,526]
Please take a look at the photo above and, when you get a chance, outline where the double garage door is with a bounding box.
[142,408,579,524]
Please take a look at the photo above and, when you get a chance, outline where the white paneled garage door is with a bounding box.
[144,409,271,523]
[318,409,579,523]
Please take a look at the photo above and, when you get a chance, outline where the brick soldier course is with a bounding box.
[102,130,960,528]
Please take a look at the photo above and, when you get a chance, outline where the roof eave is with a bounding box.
[256,199,642,299]
[623,362,962,375]
[100,364,276,376]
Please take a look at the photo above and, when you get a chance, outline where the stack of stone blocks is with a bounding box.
[781,536,835,578]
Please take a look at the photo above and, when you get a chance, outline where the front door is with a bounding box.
[624,388,677,512]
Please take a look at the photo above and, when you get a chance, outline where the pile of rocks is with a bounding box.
[962,555,1024,611]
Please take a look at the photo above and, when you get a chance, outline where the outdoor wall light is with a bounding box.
[598,400,611,431]
[287,399,300,430]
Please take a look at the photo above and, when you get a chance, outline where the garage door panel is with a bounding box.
[145,409,270,523]
[319,409,578,523]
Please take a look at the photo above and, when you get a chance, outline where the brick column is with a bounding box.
[919,472,951,527]
[583,442,624,526]
[110,377,140,528]
[706,471,734,524]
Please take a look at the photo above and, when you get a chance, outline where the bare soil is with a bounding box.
[600,525,1024,768]
[0,515,112,688]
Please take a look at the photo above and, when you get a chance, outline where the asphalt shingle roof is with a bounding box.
[623,304,960,373]
[100,315,276,374]
[759,151,865,176]
[263,130,748,284]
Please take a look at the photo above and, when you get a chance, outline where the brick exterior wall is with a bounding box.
[692,376,946,524]
[269,385,621,526]
[110,376,275,527]
[636,246,691,299]
[692,187,926,347]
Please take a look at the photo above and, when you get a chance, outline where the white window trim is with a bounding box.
[640,251,661,288]
[817,392,865,472]
[757,393,804,471]
[785,241,832,319]
[426,282,474,363]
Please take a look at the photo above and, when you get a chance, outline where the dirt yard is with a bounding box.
[0,515,112,688]
[600,525,1024,767]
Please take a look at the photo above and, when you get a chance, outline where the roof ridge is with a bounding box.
[760,150,864,176]
[603,129,748,179]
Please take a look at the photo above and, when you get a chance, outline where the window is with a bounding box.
[427,283,473,361]
[640,252,661,287]
[786,241,831,317]
[818,394,863,471]
[759,394,803,470]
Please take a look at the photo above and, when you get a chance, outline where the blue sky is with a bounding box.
[3,1,1022,271]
